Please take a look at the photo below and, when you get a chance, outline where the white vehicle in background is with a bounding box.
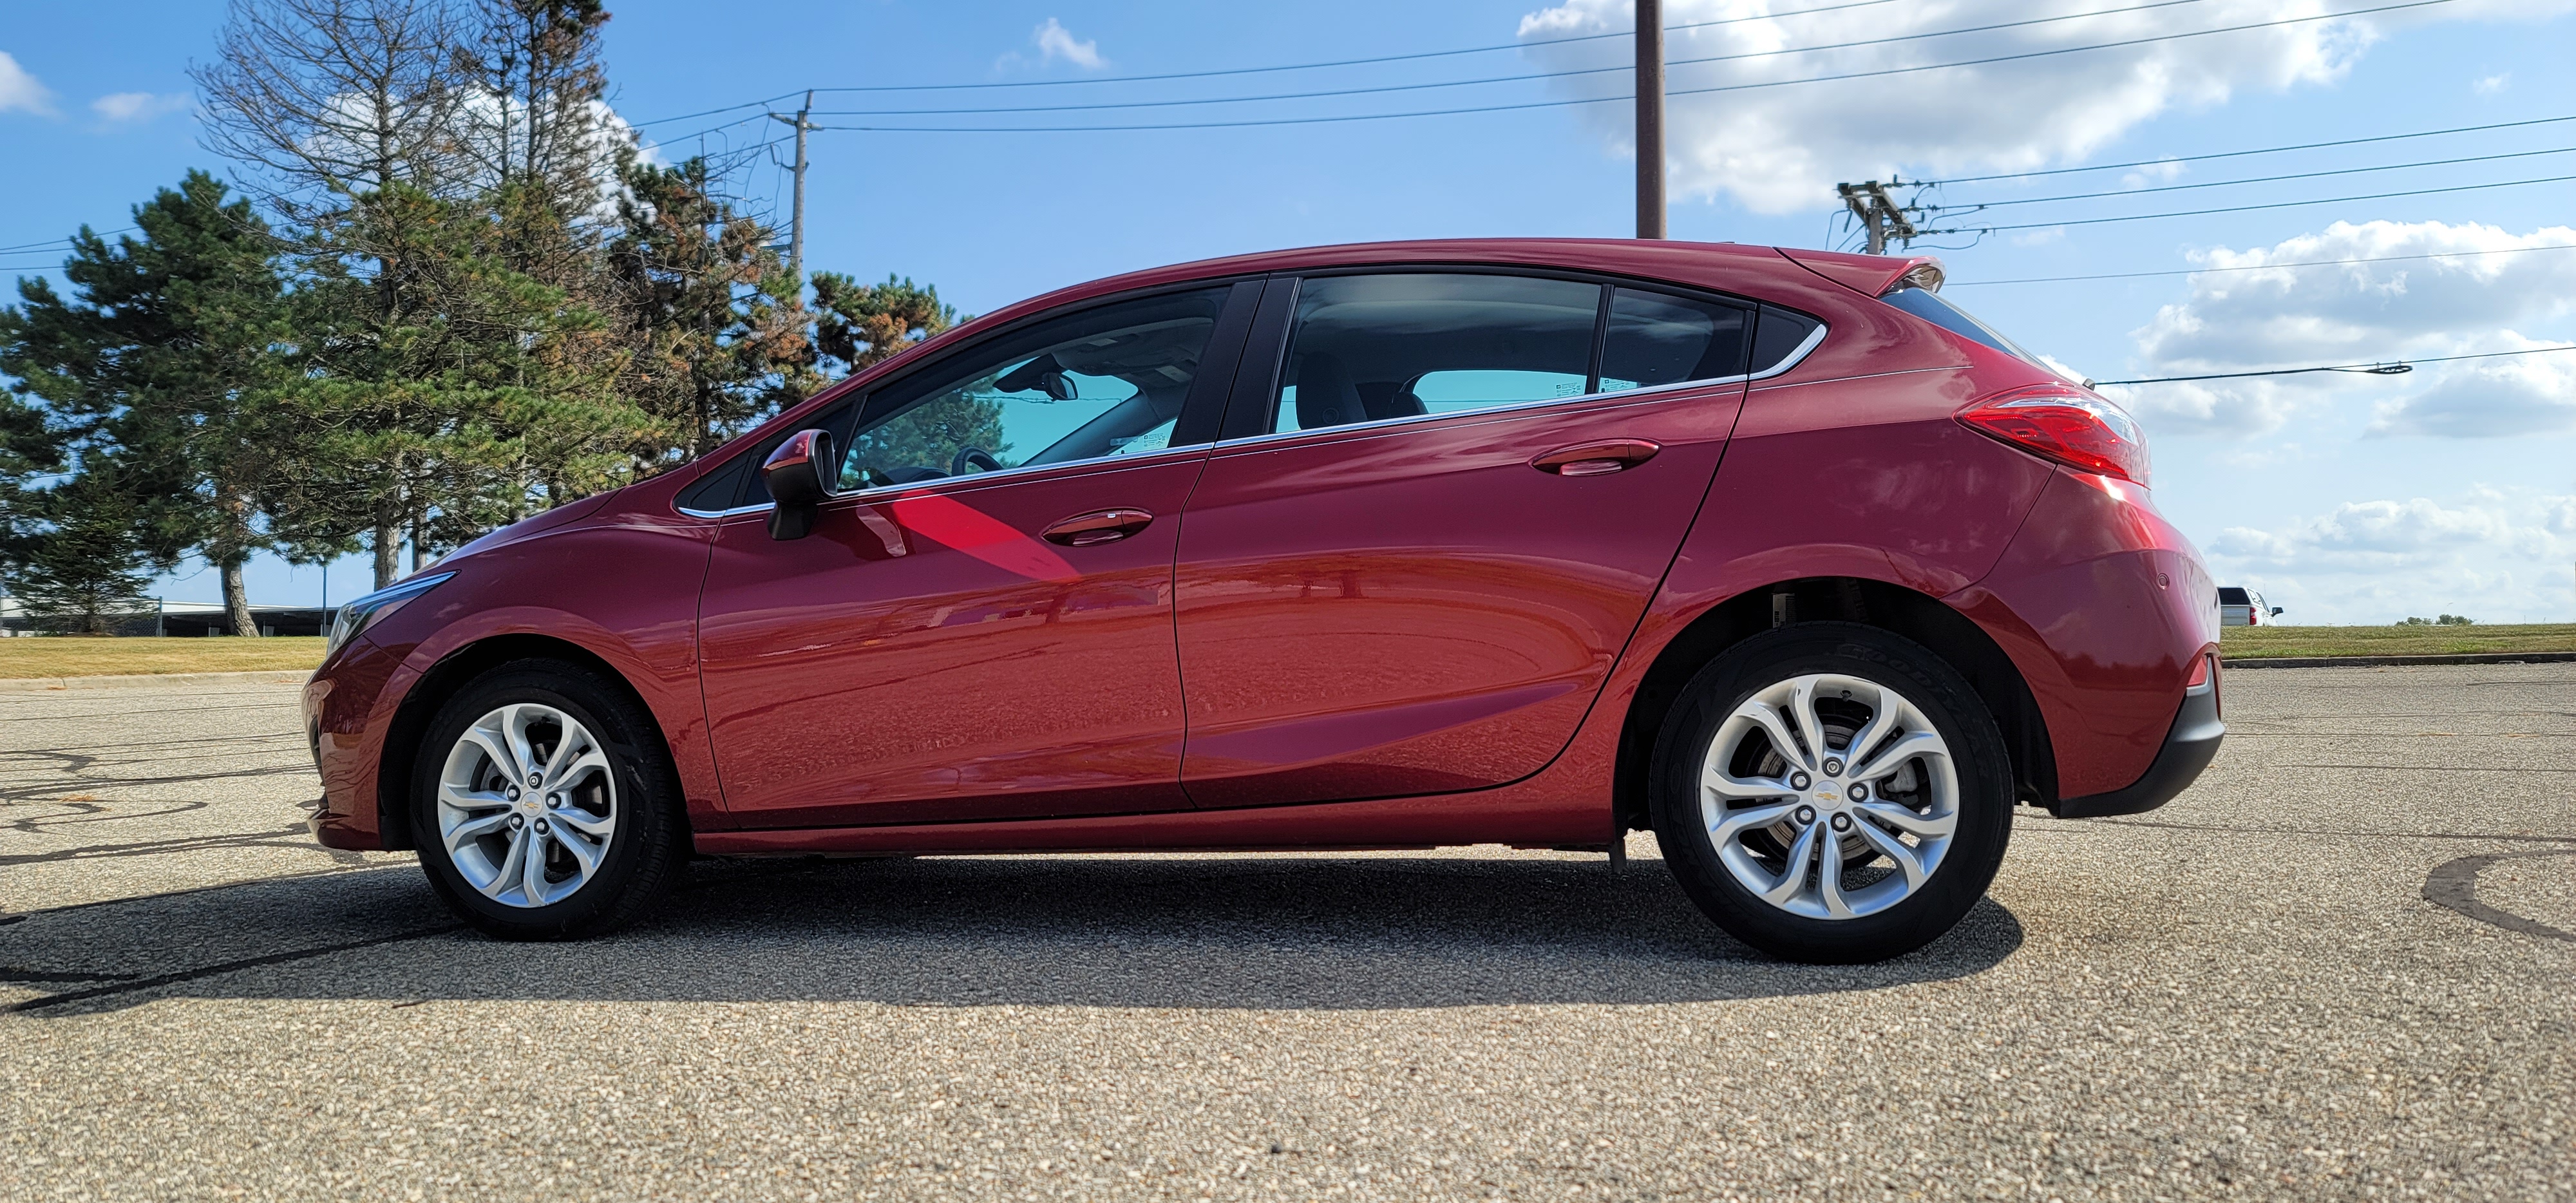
[2219,587,2281,627]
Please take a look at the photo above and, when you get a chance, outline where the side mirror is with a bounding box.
[2269,607,2284,616]
[761,428,838,540]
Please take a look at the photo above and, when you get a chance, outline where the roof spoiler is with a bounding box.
[1777,248,1946,297]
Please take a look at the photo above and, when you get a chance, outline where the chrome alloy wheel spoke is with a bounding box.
[435,701,618,909]
[1698,672,1960,922]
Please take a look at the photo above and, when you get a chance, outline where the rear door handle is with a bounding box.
[1041,508,1155,546]
[1532,439,1661,477]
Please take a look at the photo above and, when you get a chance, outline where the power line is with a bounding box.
[1934,145,2576,210]
[808,0,2225,120]
[2095,343,2576,385]
[0,227,139,254]
[1918,113,2576,185]
[629,0,1911,128]
[803,1,2446,134]
[1946,173,2576,233]
[1947,242,2576,286]
[824,0,1908,95]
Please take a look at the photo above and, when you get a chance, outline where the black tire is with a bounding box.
[410,659,685,940]
[1648,622,2012,963]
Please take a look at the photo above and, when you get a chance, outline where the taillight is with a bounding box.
[1957,383,2150,485]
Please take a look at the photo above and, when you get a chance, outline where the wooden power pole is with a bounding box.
[771,91,816,293]
[1636,0,1665,239]
[1835,180,1920,255]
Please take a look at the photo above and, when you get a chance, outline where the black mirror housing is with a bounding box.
[761,428,837,540]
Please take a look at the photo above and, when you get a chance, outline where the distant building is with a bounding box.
[0,597,335,637]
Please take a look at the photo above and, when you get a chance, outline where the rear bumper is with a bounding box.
[2056,674,2222,818]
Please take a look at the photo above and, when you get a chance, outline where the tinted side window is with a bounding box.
[1269,274,1604,433]
[1600,288,1751,392]
[676,453,752,514]
[840,287,1231,489]
[1750,305,1823,375]
[1877,287,2039,365]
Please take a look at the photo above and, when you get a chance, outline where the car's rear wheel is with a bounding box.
[412,661,684,940]
[1649,623,2012,963]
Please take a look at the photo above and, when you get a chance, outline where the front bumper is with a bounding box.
[2056,671,2222,818]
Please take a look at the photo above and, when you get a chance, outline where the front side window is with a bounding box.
[1268,274,1604,433]
[839,287,1231,490]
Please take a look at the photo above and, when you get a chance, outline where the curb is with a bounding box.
[2224,651,2576,669]
[0,669,312,694]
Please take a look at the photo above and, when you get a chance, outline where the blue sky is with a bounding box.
[5,0,2574,622]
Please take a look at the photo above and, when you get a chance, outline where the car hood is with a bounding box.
[433,491,619,567]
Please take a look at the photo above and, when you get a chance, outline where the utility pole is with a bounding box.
[1635,0,1665,239]
[770,90,816,295]
[1835,180,1920,254]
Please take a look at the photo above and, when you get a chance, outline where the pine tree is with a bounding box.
[811,273,961,374]
[6,468,158,636]
[0,171,300,637]
[611,156,810,459]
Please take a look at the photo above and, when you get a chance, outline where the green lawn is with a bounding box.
[2221,623,2576,659]
[0,636,327,679]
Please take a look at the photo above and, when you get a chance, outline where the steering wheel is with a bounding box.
[951,446,1003,475]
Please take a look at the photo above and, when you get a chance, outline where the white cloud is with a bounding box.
[2119,158,2188,191]
[90,91,191,123]
[2207,491,2576,621]
[1510,0,2576,214]
[1032,18,1106,70]
[2110,220,2576,435]
[0,50,56,116]
[2473,71,2512,94]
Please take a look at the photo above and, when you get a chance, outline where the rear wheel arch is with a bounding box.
[1614,576,2057,834]
[374,634,681,851]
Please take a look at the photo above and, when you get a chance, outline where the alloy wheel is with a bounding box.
[1697,672,1960,920]
[433,702,618,909]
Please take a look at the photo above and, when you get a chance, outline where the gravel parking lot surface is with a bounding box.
[2,665,2571,1200]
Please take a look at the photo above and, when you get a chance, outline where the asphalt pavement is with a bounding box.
[1,663,2570,1200]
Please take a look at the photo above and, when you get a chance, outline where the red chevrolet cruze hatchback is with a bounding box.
[305,239,2221,963]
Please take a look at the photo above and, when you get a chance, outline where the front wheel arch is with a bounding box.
[375,634,683,851]
[1614,577,2056,837]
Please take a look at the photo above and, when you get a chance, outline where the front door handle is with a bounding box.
[1532,439,1661,477]
[1041,508,1155,547]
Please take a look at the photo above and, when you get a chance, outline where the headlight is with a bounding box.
[325,572,456,657]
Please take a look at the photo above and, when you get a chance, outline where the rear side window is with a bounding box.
[1750,306,1823,376]
[1269,274,1603,433]
[1600,288,1751,392]
[1879,286,2043,366]
[2217,587,2250,606]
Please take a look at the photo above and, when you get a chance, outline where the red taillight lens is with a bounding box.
[1957,383,2150,485]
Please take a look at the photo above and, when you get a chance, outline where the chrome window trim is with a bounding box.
[674,440,1215,520]
[674,317,1831,516]
[1747,320,1830,382]
[1211,319,1828,451]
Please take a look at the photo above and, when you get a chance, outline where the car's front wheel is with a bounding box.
[412,661,684,940]
[1649,623,2013,963]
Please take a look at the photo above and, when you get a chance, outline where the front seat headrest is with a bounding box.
[1293,354,1361,430]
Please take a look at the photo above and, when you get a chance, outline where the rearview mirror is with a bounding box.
[761,428,838,540]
